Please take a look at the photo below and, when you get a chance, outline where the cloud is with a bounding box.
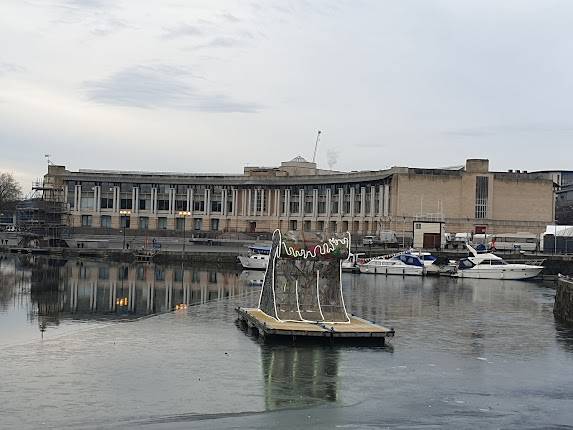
[83,64,261,113]
[193,36,242,50]
[161,23,203,40]
[51,0,127,36]
[0,62,25,75]
[220,12,240,23]
[444,124,573,138]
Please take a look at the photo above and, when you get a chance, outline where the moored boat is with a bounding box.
[358,251,426,276]
[452,244,543,280]
[237,244,271,270]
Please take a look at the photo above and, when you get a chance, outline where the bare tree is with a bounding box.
[0,172,22,211]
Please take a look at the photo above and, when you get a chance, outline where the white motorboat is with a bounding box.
[237,244,271,270]
[238,253,269,270]
[452,244,543,280]
[358,252,425,276]
[342,252,366,272]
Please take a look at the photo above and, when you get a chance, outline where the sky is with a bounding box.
[1,0,572,194]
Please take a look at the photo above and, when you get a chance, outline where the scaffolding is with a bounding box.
[15,179,68,246]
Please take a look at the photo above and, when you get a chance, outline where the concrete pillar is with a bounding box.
[187,188,192,213]
[260,189,265,216]
[326,188,331,217]
[132,187,138,214]
[74,184,81,212]
[274,189,279,217]
[205,189,210,215]
[241,189,246,216]
[370,186,376,217]
[360,187,366,216]
[114,186,120,214]
[378,185,384,215]
[313,189,318,218]
[338,188,343,217]
[150,188,156,214]
[384,184,390,217]
[222,188,227,216]
[93,186,98,213]
[350,187,355,217]
[285,189,290,217]
[299,189,304,217]
[267,189,272,217]
[247,189,252,216]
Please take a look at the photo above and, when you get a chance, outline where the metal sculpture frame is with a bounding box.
[257,229,351,324]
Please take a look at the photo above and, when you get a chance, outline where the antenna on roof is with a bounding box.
[312,130,322,163]
[44,154,53,165]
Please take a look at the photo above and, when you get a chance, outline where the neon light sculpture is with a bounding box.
[257,230,351,324]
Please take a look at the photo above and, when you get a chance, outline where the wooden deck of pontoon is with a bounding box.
[236,307,395,343]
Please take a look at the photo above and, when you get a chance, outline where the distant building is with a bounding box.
[531,170,573,225]
[42,158,555,238]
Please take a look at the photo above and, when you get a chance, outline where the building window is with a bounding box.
[175,200,186,211]
[98,266,109,280]
[290,201,299,214]
[101,215,112,228]
[193,218,202,231]
[318,201,326,214]
[121,216,130,229]
[304,221,311,231]
[290,220,298,230]
[174,269,183,282]
[193,200,205,212]
[81,215,92,227]
[139,217,149,230]
[100,197,114,209]
[211,218,219,231]
[157,199,169,211]
[304,201,313,214]
[317,221,324,231]
[120,198,132,210]
[176,218,185,231]
[80,195,94,210]
[158,217,168,230]
[139,199,146,210]
[211,200,222,213]
[475,176,489,219]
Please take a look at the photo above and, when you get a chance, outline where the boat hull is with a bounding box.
[454,266,543,280]
[359,264,424,276]
[238,256,268,270]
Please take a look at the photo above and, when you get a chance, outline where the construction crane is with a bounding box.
[311,130,322,163]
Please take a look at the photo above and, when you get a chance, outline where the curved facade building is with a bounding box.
[43,157,554,237]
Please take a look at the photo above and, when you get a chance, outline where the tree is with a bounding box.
[0,172,22,211]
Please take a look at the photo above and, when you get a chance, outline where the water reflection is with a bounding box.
[261,344,339,410]
[0,254,251,338]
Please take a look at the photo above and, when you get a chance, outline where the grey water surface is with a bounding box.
[1,254,572,429]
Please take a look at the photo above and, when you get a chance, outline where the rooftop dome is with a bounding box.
[290,155,308,163]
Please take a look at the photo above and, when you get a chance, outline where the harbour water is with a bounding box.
[1,254,573,429]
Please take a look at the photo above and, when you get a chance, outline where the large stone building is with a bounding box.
[43,157,555,238]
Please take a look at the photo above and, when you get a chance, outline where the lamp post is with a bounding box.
[119,210,131,250]
[178,211,191,258]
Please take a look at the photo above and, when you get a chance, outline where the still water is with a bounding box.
[1,254,572,429]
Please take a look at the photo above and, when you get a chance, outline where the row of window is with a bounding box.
[86,266,220,283]
[74,197,230,213]
[81,215,220,231]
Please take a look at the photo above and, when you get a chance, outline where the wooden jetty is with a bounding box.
[237,307,395,343]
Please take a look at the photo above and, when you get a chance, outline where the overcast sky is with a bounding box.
[1,0,572,193]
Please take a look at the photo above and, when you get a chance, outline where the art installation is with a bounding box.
[257,229,351,324]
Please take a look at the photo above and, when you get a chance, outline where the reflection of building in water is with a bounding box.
[261,345,339,410]
[0,256,251,332]
[60,262,247,317]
